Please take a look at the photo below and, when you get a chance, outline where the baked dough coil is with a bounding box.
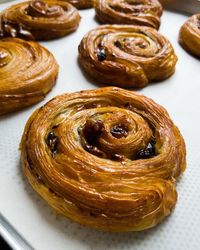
[0,38,58,115]
[179,14,200,58]
[65,0,93,9]
[78,25,177,88]
[20,87,186,232]
[94,0,163,29]
[0,0,81,40]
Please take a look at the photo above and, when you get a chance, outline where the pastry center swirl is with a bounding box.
[26,0,64,18]
[44,105,157,161]
[72,109,156,161]
[113,35,160,57]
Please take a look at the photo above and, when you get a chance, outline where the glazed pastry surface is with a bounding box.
[0,38,58,115]
[78,25,178,88]
[94,0,163,29]
[20,87,186,232]
[179,14,200,58]
[64,0,93,9]
[0,0,81,40]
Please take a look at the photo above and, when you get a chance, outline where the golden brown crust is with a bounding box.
[94,0,163,29]
[0,0,81,40]
[20,87,186,232]
[78,25,178,88]
[64,0,93,9]
[179,14,200,58]
[0,38,58,115]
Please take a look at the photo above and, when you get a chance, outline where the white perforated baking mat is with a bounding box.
[0,1,200,249]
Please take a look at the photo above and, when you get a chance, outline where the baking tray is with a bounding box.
[0,1,200,249]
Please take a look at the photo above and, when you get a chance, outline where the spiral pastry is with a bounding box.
[0,0,80,40]
[20,87,186,232]
[0,38,58,115]
[64,0,93,9]
[179,14,200,58]
[94,0,163,29]
[78,25,177,88]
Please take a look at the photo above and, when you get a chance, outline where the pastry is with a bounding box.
[0,38,58,115]
[20,87,186,232]
[179,14,200,58]
[94,0,163,29]
[0,0,81,40]
[64,0,93,9]
[78,25,178,88]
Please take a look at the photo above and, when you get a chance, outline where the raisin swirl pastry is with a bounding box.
[0,0,80,40]
[0,38,58,115]
[78,25,177,88]
[94,0,163,29]
[20,87,186,232]
[65,0,93,9]
[179,14,200,58]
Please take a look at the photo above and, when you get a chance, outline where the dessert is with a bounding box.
[79,25,178,88]
[179,14,200,58]
[0,0,81,40]
[21,87,186,232]
[94,0,163,29]
[0,38,58,115]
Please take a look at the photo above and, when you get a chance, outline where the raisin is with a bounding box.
[46,131,58,157]
[110,124,128,139]
[82,119,104,144]
[111,153,125,162]
[114,40,122,49]
[136,141,156,159]
[97,48,107,61]
[85,144,106,158]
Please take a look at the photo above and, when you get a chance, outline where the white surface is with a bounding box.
[0,1,200,250]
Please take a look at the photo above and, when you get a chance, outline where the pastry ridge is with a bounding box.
[20,87,186,232]
[64,0,93,9]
